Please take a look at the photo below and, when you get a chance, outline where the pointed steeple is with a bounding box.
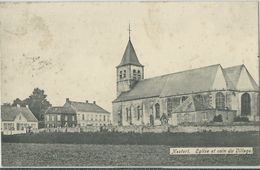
[117,40,143,67]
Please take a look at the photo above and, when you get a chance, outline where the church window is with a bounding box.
[126,108,129,121]
[123,70,126,78]
[216,92,225,110]
[119,71,122,79]
[103,115,106,121]
[167,98,173,116]
[241,93,251,116]
[155,103,160,119]
[137,106,142,120]
[133,69,137,79]
[137,70,141,79]
[82,114,85,120]
[129,107,132,122]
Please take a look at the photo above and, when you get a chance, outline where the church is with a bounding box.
[112,38,259,126]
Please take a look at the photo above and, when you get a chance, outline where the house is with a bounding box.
[1,105,38,135]
[112,38,259,126]
[44,106,77,128]
[64,99,111,127]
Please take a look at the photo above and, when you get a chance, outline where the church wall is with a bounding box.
[112,97,168,126]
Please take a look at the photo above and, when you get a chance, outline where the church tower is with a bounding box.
[116,27,144,96]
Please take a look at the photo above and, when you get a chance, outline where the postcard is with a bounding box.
[1,1,259,168]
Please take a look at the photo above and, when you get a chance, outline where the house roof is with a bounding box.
[117,40,143,67]
[1,106,38,122]
[114,64,258,102]
[64,101,110,114]
[45,106,76,115]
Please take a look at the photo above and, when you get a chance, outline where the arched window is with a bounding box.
[137,70,141,79]
[119,71,122,79]
[133,69,137,79]
[241,93,251,116]
[126,108,129,121]
[137,106,141,120]
[123,70,126,78]
[155,103,160,119]
[129,107,132,122]
[216,92,225,110]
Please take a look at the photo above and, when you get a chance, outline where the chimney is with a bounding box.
[86,100,88,103]
[17,104,20,108]
[66,98,70,103]
[93,101,96,104]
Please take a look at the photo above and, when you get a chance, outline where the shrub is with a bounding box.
[234,116,249,122]
[213,115,223,122]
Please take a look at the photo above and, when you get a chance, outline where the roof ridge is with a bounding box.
[223,64,243,70]
[139,64,221,82]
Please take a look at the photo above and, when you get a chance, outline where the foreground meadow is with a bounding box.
[2,143,260,166]
[2,131,260,166]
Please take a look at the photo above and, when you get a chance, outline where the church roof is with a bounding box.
[1,105,38,122]
[223,64,258,90]
[223,65,243,89]
[113,64,258,102]
[64,100,110,114]
[117,40,143,67]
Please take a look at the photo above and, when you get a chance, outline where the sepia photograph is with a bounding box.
[0,1,260,168]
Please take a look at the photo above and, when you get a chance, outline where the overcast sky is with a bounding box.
[1,2,259,112]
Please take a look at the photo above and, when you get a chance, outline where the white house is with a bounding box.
[64,99,111,127]
[1,105,38,135]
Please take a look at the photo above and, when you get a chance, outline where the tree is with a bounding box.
[26,88,52,121]
[12,98,24,107]
[11,88,52,122]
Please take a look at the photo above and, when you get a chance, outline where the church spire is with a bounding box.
[117,25,143,68]
[128,23,131,40]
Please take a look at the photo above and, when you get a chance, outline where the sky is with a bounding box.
[0,2,259,112]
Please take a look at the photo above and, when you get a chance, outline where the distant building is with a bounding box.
[112,39,259,126]
[1,105,38,135]
[64,99,111,127]
[44,106,77,128]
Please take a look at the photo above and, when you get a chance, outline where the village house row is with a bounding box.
[1,99,111,135]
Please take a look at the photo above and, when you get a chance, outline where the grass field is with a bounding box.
[2,131,260,166]
[2,131,260,146]
[2,143,260,166]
